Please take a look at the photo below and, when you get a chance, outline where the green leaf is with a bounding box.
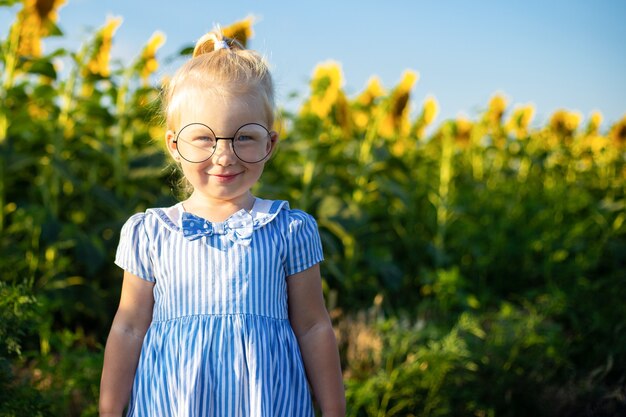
[44,20,64,37]
[26,59,57,79]
[178,45,194,56]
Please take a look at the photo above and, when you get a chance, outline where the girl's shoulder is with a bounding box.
[119,203,184,237]
[252,198,318,231]
[259,199,323,275]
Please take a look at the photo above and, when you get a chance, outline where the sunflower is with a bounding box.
[302,61,344,119]
[83,16,123,78]
[223,16,255,48]
[15,0,66,57]
[139,32,166,84]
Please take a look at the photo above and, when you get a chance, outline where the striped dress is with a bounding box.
[115,198,323,417]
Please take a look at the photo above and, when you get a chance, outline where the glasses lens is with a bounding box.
[232,123,271,163]
[176,123,216,163]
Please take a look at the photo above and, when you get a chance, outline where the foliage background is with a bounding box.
[1,1,625,416]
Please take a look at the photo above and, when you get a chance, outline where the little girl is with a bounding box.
[99,30,345,417]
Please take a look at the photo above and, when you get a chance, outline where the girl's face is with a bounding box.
[166,90,277,207]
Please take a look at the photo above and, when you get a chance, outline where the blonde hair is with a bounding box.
[162,29,275,130]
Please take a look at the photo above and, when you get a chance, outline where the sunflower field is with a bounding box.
[1,1,625,416]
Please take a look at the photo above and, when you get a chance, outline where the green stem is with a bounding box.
[113,66,134,194]
[434,132,454,267]
[43,42,86,218]
[300,158,316,211]
[0,21,22,231]
[0,158,4,232]
[1,19,20,100]
[353,104,384,204]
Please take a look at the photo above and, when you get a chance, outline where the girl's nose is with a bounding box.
[212,139,237,165]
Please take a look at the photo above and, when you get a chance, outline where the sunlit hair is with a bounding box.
[162,29,275,131]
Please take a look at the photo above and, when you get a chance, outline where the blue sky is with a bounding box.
[2,0,625,128]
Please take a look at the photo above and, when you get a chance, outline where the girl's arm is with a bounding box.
[288,263,346,417]
[99,271,155,417]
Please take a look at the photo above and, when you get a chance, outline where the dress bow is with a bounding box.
[181,210,254,246]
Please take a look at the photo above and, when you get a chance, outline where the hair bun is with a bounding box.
[192,30,244,58]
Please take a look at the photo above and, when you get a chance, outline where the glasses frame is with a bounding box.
[173,122,273,164]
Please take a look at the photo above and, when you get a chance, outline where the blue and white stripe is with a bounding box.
[115,198,323,417]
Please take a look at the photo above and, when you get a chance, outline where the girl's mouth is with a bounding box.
[210,172,241,182]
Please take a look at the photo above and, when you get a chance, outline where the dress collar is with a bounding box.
[147,197,288,235]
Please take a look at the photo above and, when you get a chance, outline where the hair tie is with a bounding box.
[214,40,229,51]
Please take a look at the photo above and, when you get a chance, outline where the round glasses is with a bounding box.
[174,122,273,164]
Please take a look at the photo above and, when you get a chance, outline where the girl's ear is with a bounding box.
[268,130,279,154]
[165,130,180,161]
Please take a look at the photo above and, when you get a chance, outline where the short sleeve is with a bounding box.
[285,210,324,276]
[115,213,155,282]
